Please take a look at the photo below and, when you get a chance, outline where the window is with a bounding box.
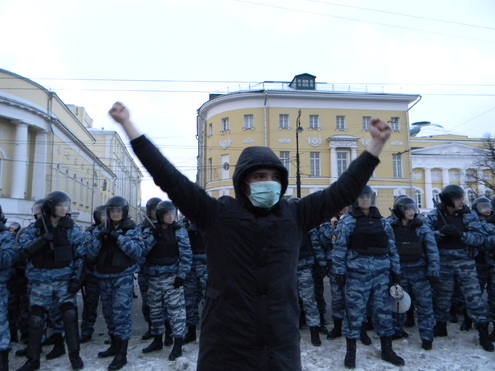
[310,152,321,177]
[309,115,319,130]
[279,114,289,129]
[415,189,423,208]
[243,114,254,130]
[432,190,440,203]
[390,117,400,132]
[336,116,346,131]
[393,154,403,178]
[280,151,291,175]
[208,123,213,137]
[362,116,371,131]
[221,118,230,132]
[336,150,349,176]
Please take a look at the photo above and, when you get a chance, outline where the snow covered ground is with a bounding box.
[9,318,495,370]
[8,284,495,370]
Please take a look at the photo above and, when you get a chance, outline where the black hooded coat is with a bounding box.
[131,136,379,371]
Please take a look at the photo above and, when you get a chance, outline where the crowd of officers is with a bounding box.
[0,192,206,371]
[301,184,495,368]
[0,183,495,370]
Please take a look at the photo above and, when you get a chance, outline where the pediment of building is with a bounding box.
[411,142,481,157]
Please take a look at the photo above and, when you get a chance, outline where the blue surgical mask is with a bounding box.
[247,181,282,209]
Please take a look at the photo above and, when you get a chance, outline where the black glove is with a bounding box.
[67,279,82,294]
[335,274,346,288]
[440,225,463,239]
[98,228,110,241]
[109,231,120,241]
[390,272,402,285]
[43,232,54,242]
[173,277,184,289]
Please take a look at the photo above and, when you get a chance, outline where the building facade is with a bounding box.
[0,69,142,228]
[196,73,421,212]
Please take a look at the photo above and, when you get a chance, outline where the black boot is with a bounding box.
[326,317,342,340]
[61,303,84,370]
[490,323,495,342]
[16,311,44,371]
[404,308,415,328]
[391,329,409,340]
[421,340,433,350]
[168,337,182,361]
[183,326,197,344]
[319,313,328,334]
[360,323,372,346]
[0,350,8,371]
[164,322,173,346]
[477,323,495,352]
[380,336,405,366]
[98,335,118,358]
[344,338,356,369]
[434,321,448,337]
[141,321,152,340]
[45,333,65,360]
[108,338,127,370]
[310,327,321,346]
[142,335,163,353]
[364,315,374,331]
[15,346,28,357]
[460,311,473,331]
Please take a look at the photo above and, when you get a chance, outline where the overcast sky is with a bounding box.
[1,0,494,201]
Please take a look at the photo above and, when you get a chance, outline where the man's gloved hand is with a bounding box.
[98,228,110,241]
[173,277,184,289]
[109,231,120,241]
[440,225,463,239]
[335,274,346,288]
[67,279,82,294]
[43,232,54,242]
[390,272,402,285]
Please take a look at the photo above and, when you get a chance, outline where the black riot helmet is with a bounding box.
[43,191,71,216]
[155,201,176,223]
[439,185,464,208]
[93,205,106,225]
[0,204,6,224]
[9,222,21,234]
[393,197,419,220]
[32,199,45,219]
[106,196,129,220]
[472,197,492,216]
[145,197,162,217]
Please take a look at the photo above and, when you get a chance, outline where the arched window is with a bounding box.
[432,189,440,203]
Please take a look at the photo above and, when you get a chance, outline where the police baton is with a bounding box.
[39,210,55,251]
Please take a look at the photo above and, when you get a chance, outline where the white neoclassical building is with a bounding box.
[0,69,143,227]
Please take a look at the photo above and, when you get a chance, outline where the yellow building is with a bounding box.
[0,69,142,227]
[197,73,420,212]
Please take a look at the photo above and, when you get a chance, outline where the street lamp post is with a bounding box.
[296,109,304,198]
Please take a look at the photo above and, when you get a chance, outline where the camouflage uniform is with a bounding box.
[389,215,439,344]
[425,205,488,325]
[86,219,143,341]
[0,222,18,352]
[183,222,207,330]
[480,215,495,326]
[318,221,345,323]
[332,207,401,340]
[18,214,85,369]
[79,224,102,341]
[297,233,322,328]
[142,222,192,339]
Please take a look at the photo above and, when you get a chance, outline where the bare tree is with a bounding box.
[464,134,495,197]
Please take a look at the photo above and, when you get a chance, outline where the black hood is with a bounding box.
[232,146,288,204]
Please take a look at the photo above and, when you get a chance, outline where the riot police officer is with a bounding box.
[17,192,85,371]
[426,185,494,352]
